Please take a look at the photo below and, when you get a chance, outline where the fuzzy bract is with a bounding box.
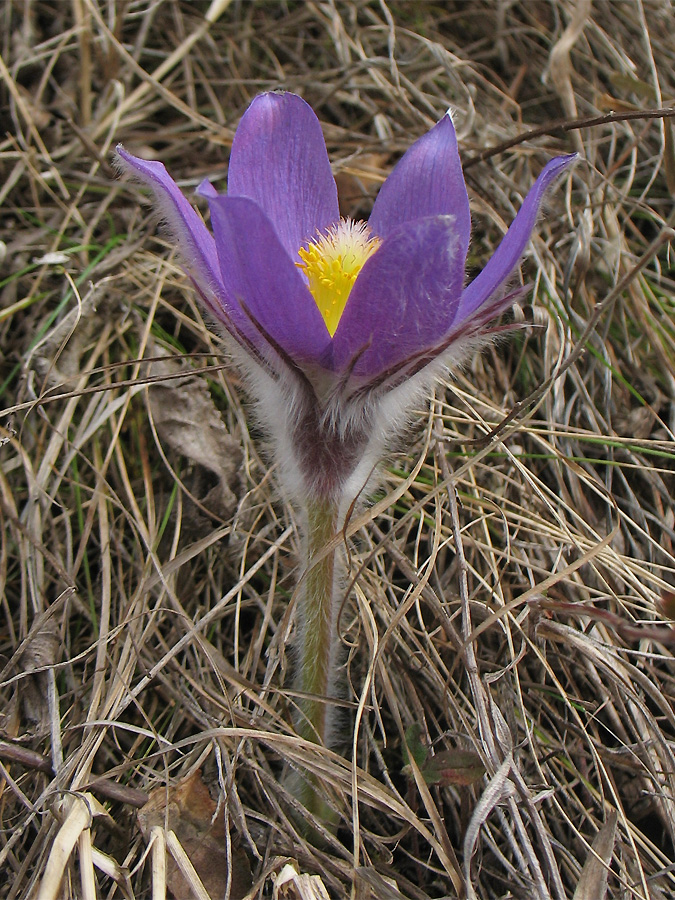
[116,92,575,505]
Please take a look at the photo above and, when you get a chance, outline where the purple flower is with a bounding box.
[116,93,574,501]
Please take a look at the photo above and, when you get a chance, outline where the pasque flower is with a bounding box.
[117,92,574,819]
[117,92,574,506]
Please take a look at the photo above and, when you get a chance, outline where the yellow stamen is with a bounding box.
[296,219,381,337]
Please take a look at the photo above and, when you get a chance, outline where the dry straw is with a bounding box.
[1,1,675,898]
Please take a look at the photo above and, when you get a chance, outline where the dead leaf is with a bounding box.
[138,770,252,900]
[463,758,514,899]
[147,350,243,526]
[273,861,331,900]
[573,812,617,900]
[594,93,641,114]
[20,619,60,728]
[657,588,675,621]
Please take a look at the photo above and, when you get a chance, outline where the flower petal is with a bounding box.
[208,195,332,366]
[227,93,339,259]
[457,154,577,321]
[368,112,470,248]
[116,146,225,307]
[331,215,465,377]
[196,177,219,199]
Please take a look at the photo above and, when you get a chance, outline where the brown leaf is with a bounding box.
[147,351,243,525]
[138,770,252,900]
[656,589,675,621]
[20,619,60,728]
[573,812,617,900]
[273,861,331,900]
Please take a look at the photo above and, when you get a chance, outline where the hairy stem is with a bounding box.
[292,496,342,820]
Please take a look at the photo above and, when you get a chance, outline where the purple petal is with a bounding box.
[458,154,577,321]
[368,113,470,249]
[208,195,332,366]
[331,216,465,377]
[115,146,225,309]
[196,178,219,199]
[227,93,339,259]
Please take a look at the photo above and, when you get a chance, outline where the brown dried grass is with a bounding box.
[1,1,675,898]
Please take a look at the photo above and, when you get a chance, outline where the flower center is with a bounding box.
[296,219,381,337]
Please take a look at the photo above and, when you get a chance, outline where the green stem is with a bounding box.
[292,496,341,820]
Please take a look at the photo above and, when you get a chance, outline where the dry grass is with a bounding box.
[2,1,675,898]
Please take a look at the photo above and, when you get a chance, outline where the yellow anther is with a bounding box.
[296,219,381,337]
